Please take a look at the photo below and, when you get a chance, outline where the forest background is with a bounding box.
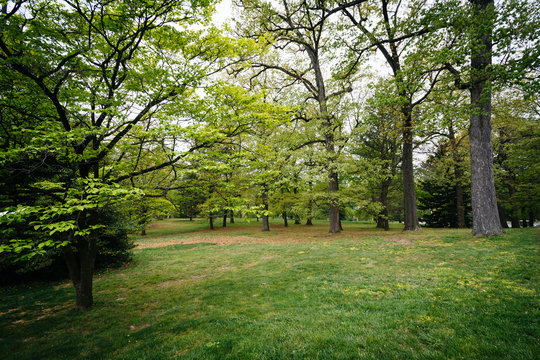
[0,0,538,310]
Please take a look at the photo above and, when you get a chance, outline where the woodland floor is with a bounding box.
[1,219,538,360]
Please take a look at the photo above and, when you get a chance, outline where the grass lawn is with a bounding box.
[1,220,538,359]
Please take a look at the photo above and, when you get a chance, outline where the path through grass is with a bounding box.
[1,221,538,359]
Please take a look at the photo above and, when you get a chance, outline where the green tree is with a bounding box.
[0,0,224,309]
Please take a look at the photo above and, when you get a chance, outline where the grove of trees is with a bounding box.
[1,0,538,309]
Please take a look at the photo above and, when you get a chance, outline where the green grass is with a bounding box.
[130,218,210,240]
[1,222,538,359]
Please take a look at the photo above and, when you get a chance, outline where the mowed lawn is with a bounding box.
[1,220,538,360]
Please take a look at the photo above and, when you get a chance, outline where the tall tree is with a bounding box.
[440,0,538,235]
[338,0,443,231]
[235,0,357,233]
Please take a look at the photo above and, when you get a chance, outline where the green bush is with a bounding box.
[0,206,134,285]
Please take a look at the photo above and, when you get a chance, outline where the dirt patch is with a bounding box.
[388,237,413,245]
[136,225,420,249]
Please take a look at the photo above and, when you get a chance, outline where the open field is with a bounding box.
[1,220,539,359]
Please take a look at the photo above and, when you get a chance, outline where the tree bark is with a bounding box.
[282,211,288,227]
[328,171,340,233]
[402,107,420,231]
[529,209,535,227]
[209,214,214,230]
[497,202,509,228]
[62,234,96,310]
[222,212,227,227]
[469,0,502,236]
[230,210,234,224]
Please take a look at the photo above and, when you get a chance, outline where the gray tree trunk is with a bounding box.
[469,0,502,236]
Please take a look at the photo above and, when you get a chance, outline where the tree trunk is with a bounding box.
[497,202,509,228]
[261,185,270,231]
[62,234,96,310]
[141,228,146,236]
[230,210,234,224]
[189,214,193,221]
[469,0,502,236]
[222,212,227,227]
[401,107,420,231]
[529,209,535,227]
[328,170,340,233]
[209,214,214,230]
[376,178,391,231]
[282,211,288,227]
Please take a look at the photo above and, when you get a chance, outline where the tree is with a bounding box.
[439,0,539,235]
[336,0,445,231]
[0,0,225,309]
[235,0,357,233]
[351,81,402,230]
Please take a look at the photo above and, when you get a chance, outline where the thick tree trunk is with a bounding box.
[282,211,288,227]
[529,210,535,227]
[222,212,227,227]
[469,0,502,236]
[230,210,234,224]
[497,202,509,228]
[62,234,96,310]
[376,178,391,231]
[209,214,214,230]
[189,215,193,221]
[328,171,340,233]
[261,186,270,231]
[401,108,420,231]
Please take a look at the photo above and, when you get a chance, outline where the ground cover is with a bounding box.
[1,220,538,359]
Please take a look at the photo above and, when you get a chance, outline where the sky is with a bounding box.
[213,0,233,25]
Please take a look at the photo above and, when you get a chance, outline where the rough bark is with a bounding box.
[328,171,341,233]
[62,234,96,310]
[469,0,502,236]
[402,107,420,231]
